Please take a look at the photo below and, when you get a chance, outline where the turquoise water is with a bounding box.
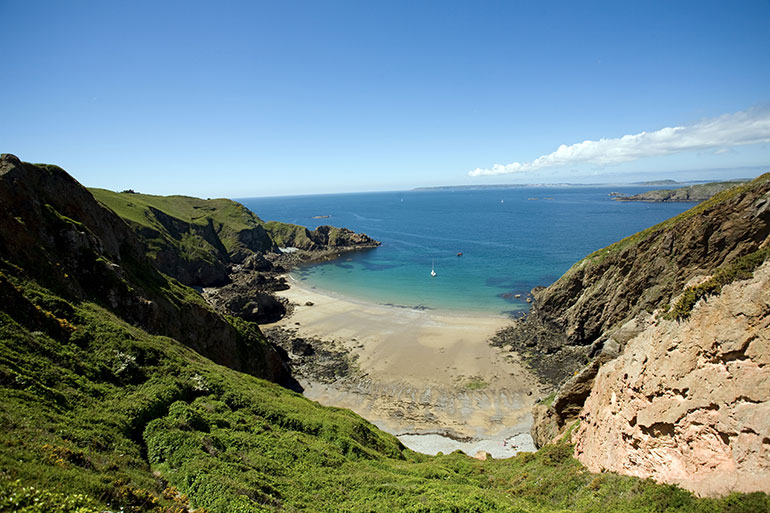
[240,187,692,315]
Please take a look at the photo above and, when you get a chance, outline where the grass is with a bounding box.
[618,181,746,202]
[663,245,770,320]
[263,221,316,249]
[89,189,276,272]
[1,269,768,512]
[89,189,264,235]
[1,164,767,512]
[463,377,488,391]
[540,392,556,407]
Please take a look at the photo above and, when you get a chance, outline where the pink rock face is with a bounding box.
[573,261,770,497]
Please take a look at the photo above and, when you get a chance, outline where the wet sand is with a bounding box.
[266,277,547,457]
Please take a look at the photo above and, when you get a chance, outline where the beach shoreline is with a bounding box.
[264,275,548,458]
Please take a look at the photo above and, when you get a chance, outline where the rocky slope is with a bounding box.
[492,173,770,446]
[90,188,278,286]
[264,220,380,252]
[573,260,770,496]
[0,154,286,381]
[613,180,746,202]
[92,187,380,324]
[91,189,380,288]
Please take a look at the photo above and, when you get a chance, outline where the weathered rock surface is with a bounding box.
[265,221,380,252]
[0,154,286,382]
[489,174,770,447]
[572,260,770,497]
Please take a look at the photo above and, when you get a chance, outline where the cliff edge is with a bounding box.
[573,259,770,496]
[0,154,286,381]
[491,173,770,452]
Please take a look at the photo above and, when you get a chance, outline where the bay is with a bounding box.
[240,186,692,315]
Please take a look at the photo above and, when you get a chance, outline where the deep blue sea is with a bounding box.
[240,187,692,315]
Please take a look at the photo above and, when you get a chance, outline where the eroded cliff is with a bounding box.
[0,154,286,381]
[573,260,770,497]
[492,174,770,449]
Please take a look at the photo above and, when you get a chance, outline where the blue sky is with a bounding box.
[1,1,769,197]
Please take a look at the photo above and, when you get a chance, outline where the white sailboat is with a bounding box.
[430,259,437,277]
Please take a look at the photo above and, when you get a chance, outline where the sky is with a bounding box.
[1,0,769,197]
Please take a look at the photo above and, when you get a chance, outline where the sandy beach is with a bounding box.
[265,276,548,457]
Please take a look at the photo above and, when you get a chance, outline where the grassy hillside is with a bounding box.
[1,156,767,512]
[263,221,316,249]
[90,189,277,286]
[90,189,267,243]
[2,268,767,513]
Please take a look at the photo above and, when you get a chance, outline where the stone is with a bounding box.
[572,261,770,497]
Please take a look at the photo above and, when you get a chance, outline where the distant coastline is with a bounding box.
[411,180,705,192]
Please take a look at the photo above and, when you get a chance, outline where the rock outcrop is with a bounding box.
[572,260,770,497]
[613,180,746,203]
[0,154,286,381]
[92,188,381,326]
[504,174,770,384]
[264,220,380,252]
[491,174,770,446]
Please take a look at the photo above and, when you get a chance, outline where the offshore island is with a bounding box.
[1,153,769,512]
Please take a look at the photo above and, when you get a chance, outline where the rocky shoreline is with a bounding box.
[201,240,380,324]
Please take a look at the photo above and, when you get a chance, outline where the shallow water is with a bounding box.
[241,186,691,315]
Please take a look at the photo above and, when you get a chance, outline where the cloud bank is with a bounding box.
[469,107,770,176]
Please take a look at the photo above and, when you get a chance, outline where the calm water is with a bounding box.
[240,187,691,315]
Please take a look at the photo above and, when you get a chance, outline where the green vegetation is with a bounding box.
[90,189,264,238]
[462,376,489,391]
[263,220,315,249]
[0,479,100,513]
[0,162,766,512]
[1,265,768,513]
[541,392,556,407]
[89,189,276,274]
[663,245,770,320]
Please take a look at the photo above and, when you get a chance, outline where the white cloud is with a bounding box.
[469,107,770,176]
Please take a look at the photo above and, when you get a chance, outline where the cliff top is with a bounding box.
[91,188,267,234]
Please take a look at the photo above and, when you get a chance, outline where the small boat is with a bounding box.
[457,252,463,257]
[430,259,437,277]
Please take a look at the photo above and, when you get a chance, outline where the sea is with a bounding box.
[240,186,692,316]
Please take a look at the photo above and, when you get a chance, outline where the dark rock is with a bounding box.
[0,154,287,383]
[265,327,353,383]
[291,338,314,356]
